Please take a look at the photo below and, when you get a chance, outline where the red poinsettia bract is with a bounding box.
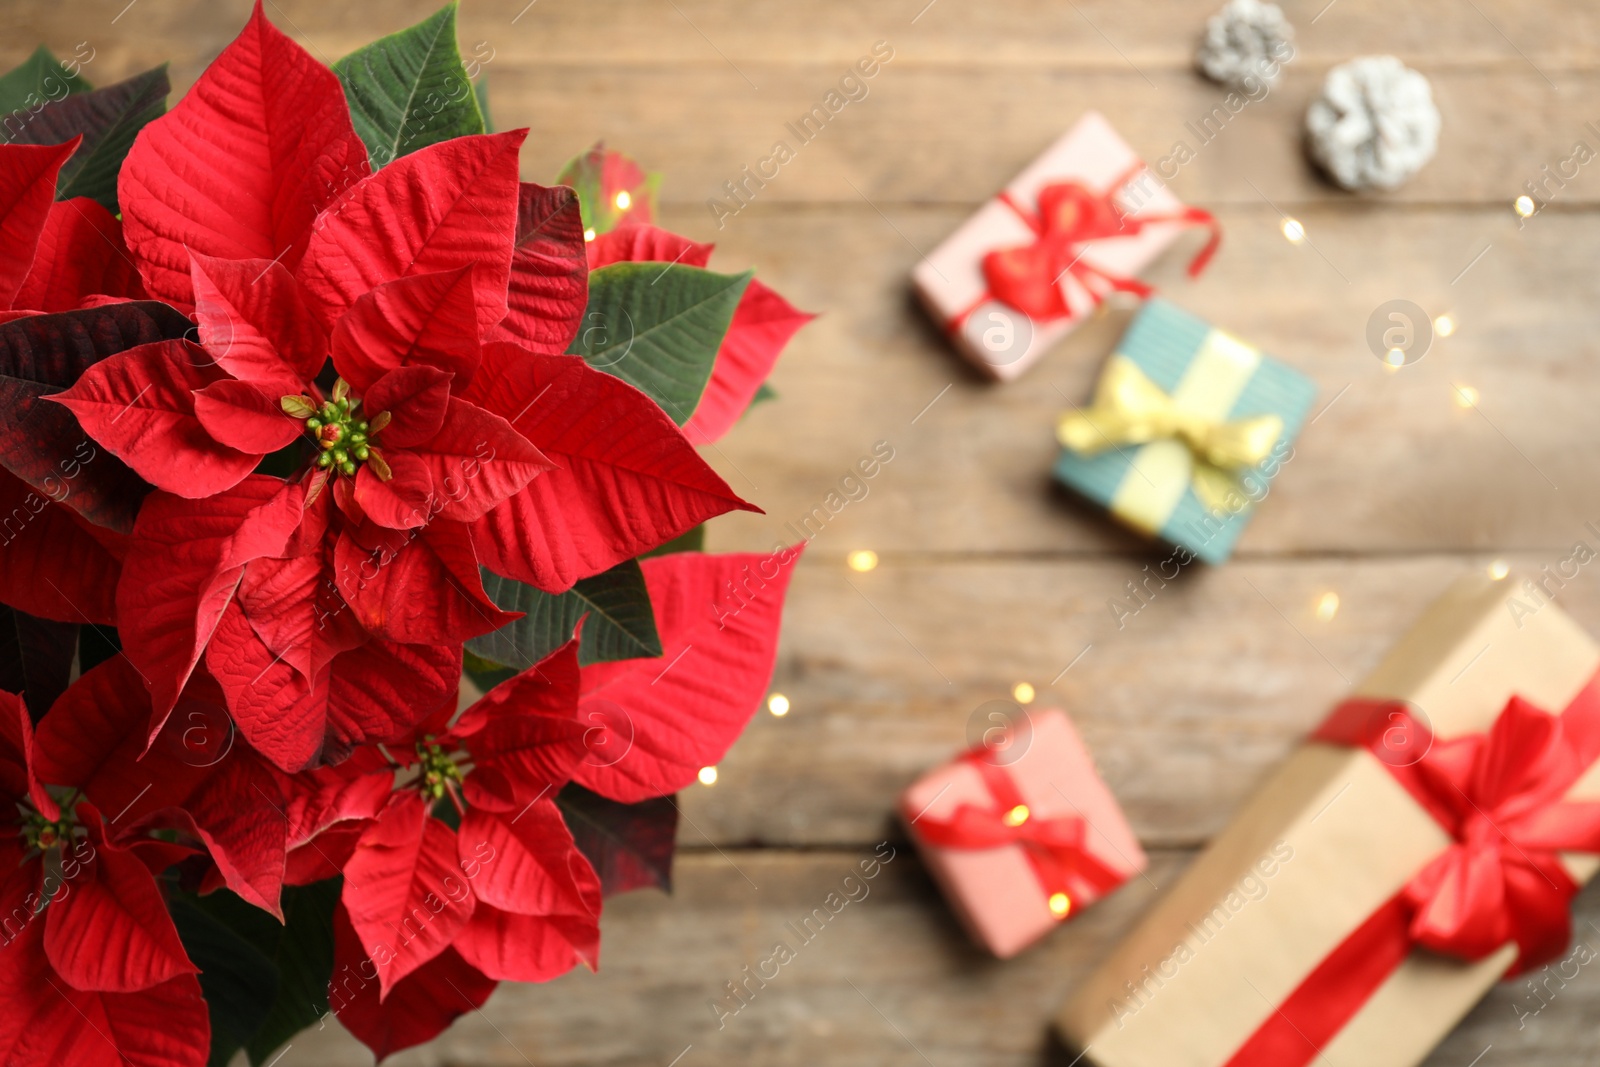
[0,690,208,1067]
[343,647,598,983]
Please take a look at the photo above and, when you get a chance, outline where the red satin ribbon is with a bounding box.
[948,163,1220,333]
[1224,671,1600,1067]
[913,750,1124,908]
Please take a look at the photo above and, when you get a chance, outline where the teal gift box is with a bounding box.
[1052,299,1316,564]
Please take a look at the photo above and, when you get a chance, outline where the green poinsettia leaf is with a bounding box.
[573,558,662,664]
[462,647,517,690]
[474,75,492,132]
[5,65,169,213]
[567,262,752,424]
[468,570,584,671]
[746,381,778,414]
[642,524,705,558]
[244,880,340,1066]
[0,45,91,126]
[168,897,279,1067]
[179,880,343,1067]
[332,1,486,168]
[469,558,663,670]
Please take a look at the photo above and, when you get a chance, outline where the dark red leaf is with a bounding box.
[0,300,190,532]
[3,66,171,215]
[556,782,679,897]
[284,822,365,885]
[0,468,121,623]
[323,638,461,759]
[204,599,332,773]
[165,750,290,917]
[0,687,52,817]
[231,540,366,684]
[208,613,460,772]
[281,757,394,849]
[32,657,208,823]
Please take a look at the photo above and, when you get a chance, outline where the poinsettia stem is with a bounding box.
[444,778,467,817]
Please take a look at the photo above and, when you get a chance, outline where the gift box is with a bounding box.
[912,111,1218,382]
[1053,299,1315,565]
[900,708,1146,958]
[1056,571,1600,1067]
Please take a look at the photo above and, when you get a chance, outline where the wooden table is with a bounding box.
[15,1,1600,1063]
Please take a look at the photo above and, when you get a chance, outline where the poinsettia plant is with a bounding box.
[0,4,811,1065]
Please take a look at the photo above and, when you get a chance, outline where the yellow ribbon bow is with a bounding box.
[1056,355,1283,516]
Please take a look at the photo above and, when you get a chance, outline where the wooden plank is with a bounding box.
[447,64,1600,208]
[665,203,1600,558]
[282,849,1600,1067]
[7,3,1598,206]
[677,556,1600,849]
[22,0,1599,71]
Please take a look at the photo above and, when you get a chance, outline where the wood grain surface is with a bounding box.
[11,1,1600,1064]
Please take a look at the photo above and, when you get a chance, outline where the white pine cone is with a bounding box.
[1196,0,1295,89]
[1306,56,1441,191]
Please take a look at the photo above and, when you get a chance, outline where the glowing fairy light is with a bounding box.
[847,549,879,572]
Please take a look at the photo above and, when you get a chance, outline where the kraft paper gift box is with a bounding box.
[1056,572,1600,1067]
[912,110,1218,382]
[1053,298,1316,565]
[900,708,1146,958]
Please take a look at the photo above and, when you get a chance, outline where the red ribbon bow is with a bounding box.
[954,166,1220,332]
[913,750,1124,909]
[1226,673,1600,1067]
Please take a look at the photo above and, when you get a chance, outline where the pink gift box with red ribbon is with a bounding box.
[912,111,1218,382]
[900,708,1147,958]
